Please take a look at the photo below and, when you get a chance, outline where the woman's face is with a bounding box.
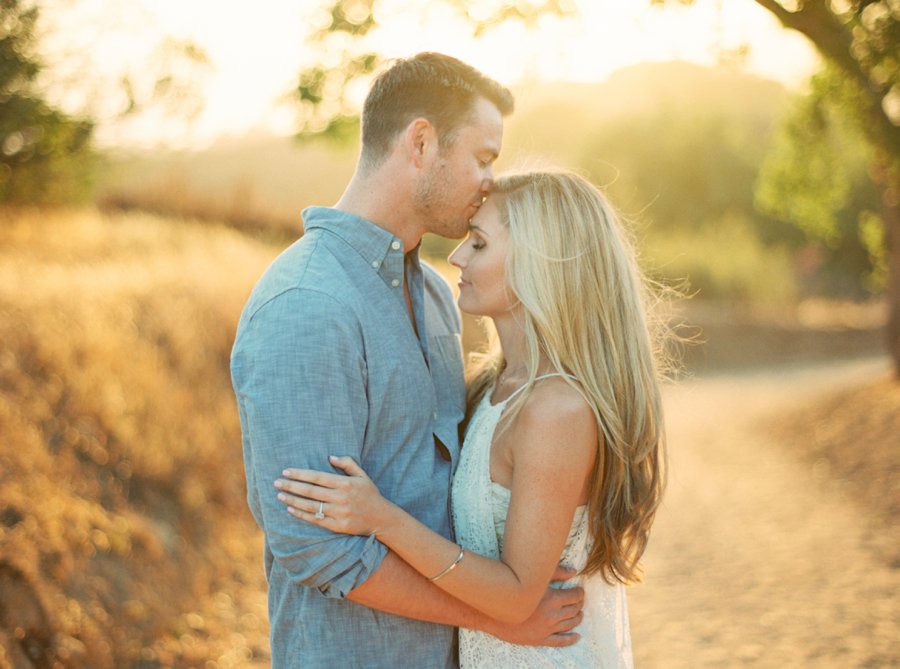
[448,195,517,318]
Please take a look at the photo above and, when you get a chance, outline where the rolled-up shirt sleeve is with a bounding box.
[231,287,388,598]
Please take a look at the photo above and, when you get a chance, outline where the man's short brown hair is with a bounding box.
[360,52,514,168]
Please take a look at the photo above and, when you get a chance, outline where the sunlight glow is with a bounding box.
[51,0,819,149]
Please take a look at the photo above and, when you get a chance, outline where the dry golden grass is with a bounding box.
[0,208,280,668]
[0,206,892,668]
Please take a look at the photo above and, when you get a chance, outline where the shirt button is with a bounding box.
[391,278,400,287]
[391,241,401,251]
[371,260,380,269]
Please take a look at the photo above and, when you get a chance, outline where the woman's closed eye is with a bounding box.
[467,232,486,251]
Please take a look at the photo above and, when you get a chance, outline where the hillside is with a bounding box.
[504,60,786,166]
[96,61,811,303]
[0,208,277,668]
[100,134,357,239]
[98,61,787,230]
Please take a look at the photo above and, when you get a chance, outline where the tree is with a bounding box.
[755,66,884,296]
[654,0,898,376]
[0,0,94,204]
[293,0,900,376]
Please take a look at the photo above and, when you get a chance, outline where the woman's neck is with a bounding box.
[492,312,550,389]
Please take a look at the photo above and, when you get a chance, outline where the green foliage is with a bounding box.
[315,0,378,38]
[640,212,796,303]
[532,64,807,300]
[465,0,576,36]
[505,61,884,299]
[0,0,94,205]
[582,107,775,234]
[452,81,800,300]
[859,210,887,292]
[756,67,884,294]
[294,53,377,143]
[755,89,851,244]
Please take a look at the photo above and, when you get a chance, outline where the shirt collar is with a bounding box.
[302,206,419,287]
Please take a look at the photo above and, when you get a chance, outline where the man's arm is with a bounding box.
[232,288,387,597]
[349,551,585,647]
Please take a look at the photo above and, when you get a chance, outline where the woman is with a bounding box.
[275,170,667,667]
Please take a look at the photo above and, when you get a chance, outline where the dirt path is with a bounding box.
[629,357,899,668]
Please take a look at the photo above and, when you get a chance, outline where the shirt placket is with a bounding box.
[405,250,430,367]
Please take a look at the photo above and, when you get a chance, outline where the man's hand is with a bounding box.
[483,566,585,647]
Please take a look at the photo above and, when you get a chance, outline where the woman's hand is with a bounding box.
[274,455,392,535]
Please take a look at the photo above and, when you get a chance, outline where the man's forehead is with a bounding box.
[458,127,502,159]
[464,97,504,137]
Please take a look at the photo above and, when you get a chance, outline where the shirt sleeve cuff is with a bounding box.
[316,533,389,599]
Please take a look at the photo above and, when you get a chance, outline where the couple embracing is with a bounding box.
[230,52,665,669]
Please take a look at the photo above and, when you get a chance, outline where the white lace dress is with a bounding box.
[451,382,634,669]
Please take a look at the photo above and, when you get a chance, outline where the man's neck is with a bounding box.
[335,169,423,253]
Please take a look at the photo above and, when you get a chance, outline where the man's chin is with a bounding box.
[434,220,469,240]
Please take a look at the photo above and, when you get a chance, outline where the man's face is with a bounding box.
[412,96,503,239]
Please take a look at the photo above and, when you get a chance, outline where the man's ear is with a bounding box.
[403,117,436,168]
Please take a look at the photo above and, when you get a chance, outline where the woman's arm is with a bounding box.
[276,382,597,624]
[347,550,586,646]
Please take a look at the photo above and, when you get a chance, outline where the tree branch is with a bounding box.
[752,0,900,157]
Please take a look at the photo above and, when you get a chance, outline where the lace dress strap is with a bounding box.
[503,372,579,403]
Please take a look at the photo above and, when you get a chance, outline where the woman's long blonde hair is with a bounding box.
[466,169,668,584]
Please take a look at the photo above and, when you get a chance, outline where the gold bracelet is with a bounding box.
[428,546,465,582]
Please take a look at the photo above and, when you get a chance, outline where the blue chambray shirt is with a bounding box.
[231,206,466,669]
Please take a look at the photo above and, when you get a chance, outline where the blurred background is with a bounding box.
[0,1,897,667]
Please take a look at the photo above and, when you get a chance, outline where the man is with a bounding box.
[231,52,583,669]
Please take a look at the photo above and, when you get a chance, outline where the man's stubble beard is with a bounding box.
[412,157,469,241]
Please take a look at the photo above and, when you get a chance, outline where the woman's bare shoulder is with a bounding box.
[511,377,598,459]
[521,376,593,422]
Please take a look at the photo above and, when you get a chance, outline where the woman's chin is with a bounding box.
[456,297,480,317]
